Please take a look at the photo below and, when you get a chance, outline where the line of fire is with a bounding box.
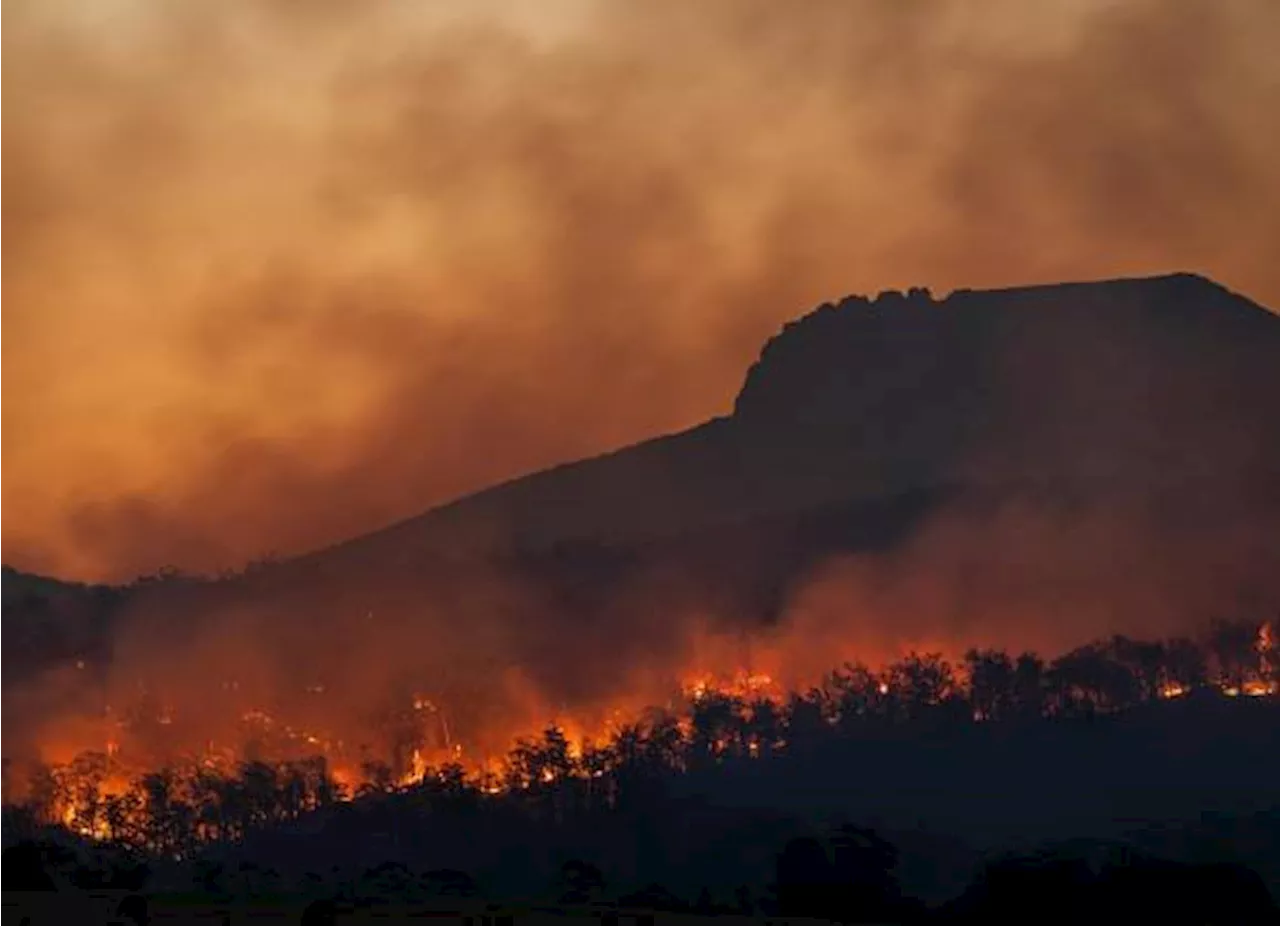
[7,619,1274,849]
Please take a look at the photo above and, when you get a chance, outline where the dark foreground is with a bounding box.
[6,838,1280,926]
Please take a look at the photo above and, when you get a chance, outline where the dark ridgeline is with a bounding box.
[337,272,1280,555]
[4,273,1280,921]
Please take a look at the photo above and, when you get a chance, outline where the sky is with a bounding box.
[4,0,1279,581]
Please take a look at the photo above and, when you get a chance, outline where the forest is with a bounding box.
[4,618,1279,923]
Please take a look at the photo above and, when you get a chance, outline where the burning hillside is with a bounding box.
[4,274,1280,841]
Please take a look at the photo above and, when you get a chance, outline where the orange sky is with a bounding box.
[4,0,1279,581]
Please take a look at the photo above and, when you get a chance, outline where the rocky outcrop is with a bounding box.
[732,273,1280,493]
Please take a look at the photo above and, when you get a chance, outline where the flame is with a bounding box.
[1242,680,1277,697]
[400,748,430,786]
[11,618,1279,846]
[682,670,781,703]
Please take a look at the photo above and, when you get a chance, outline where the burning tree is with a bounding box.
[8,618,1277,853]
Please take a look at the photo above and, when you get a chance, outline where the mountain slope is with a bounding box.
[6,271,1280,766]
[291,272,1279,574]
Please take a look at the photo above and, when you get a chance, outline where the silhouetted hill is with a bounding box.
[0,566,124,685]
[278,272,1276,568]
[202,273,1279,626]
[1,566,95,603]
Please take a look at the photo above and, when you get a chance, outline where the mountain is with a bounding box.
[5,273,1280,713]
[310,271,1279,562]
[257,272,1280,613]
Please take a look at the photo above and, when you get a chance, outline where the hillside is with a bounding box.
[228,272,1280,627]
[4,273,1279,733]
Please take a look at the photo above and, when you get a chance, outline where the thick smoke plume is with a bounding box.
[5,0,1279,580]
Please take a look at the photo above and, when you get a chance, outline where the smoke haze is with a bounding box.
[4,0,1279,580]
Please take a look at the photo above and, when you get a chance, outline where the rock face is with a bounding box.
[733,273,1280,496]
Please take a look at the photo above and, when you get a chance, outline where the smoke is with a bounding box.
[4,0,1279,580]
[779,495,1280,673]
[10,467,1276,783]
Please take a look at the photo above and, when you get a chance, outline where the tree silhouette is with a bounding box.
[606,723,647,810]
[965,649,1016,722]
[688,690,745,765]
[784,690,829,749]
[503,724,578,822]
[239,760,281,830]
[139,770,193,855]
[1012,651,1047,720]
[884,652,958,722]
[641,710,685,771]
[827,662,887,730]
[1207,618,1261,690]
[63,751,107,836]
[578,739,614,810]
[1107,635,1166,701]
[25,763,60,826]
[745,696,784,758]
[775,835,836,919]
[102,791,143,845]
[1045,644,1136,715]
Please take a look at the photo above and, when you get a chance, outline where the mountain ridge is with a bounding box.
[286,271,1279,575]
[5,271,1279,752]
[10,272,1274,587]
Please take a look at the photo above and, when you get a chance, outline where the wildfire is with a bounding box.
[1239,680,1277,698]
[12,619,1279,847]
[683,670,779,703]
